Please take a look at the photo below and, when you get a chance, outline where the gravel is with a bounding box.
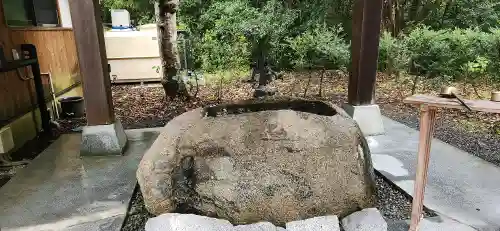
[120,171,436,231]
[121,186,154,231]
[374,172,436,220]
[381,104,500,166]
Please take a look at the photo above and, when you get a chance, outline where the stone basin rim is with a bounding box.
[203,97,339,117]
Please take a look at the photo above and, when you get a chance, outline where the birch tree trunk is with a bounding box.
[156,0,189,99]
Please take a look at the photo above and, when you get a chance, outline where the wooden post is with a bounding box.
[68,0,115,126]
[403,94,500,231]
[350,0,363,104]
[409,105,437,231]
[349,0,384,105]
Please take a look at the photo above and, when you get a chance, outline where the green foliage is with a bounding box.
[199,30,250,72]
[378,27,500,81]
[486,28,500,76]
[179,0,353,72]
[404,27,456,77]
[101,0,154,25]
[424,0,500,32]
[378,31,408,73]
[384,0,500,35]
[464,56,490,78]
[287,25,350,70]
[242,0,298,41]
[100,0,500,83]
[185,0,256,71]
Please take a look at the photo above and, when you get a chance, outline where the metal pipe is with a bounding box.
[42,72,60,119]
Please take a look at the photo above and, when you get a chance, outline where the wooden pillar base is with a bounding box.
[343,104,385,136]
[80,120,127,156]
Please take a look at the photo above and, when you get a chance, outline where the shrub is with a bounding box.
[401,27,498,80]
[486,28,500,79]
[464,56,490,79]
[403,27,455,78]
[287,25,350,70]
[190,16,500,83]
[378,31,409,74]
[444,29,494,79]
[198,30,250,72]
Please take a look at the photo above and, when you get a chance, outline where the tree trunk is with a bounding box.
[440,0,453,27]
[411,75,420,95]
[253,36,277,98]
[256,37,272,87]
[383,0,396,36]
[409,0,422,23]
[156,0,189,99]
[394,0,404,35]
[303,69,312,97]
[318,68,325,97]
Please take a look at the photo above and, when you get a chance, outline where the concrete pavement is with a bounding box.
[369,117,500,231]
[388,215,478,231]
[0,128,160,231]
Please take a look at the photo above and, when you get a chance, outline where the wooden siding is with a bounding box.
[0,2,32,125]
[0,2,81,125]
[10,29,81,94]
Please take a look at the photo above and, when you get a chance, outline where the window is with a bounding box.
[3,0,59,27]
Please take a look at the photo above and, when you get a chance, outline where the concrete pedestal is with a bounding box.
[80,120,128,156]
[343,104,384,136]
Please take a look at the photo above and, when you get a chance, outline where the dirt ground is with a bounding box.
[109,71,500,166]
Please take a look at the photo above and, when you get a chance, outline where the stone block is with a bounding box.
[137,98,376,224]
[342,104,384,136]
[145,213,233,231]
[234,222,280,231]
[341,208,387,231]
[80,120,127,156]
[286,215,340,231]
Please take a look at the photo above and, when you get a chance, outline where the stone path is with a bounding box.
[369,117,500,231]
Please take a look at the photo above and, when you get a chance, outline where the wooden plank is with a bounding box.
[10,27,73,31]
[10,29,81,95]
[0,1,32,122]
[0,0,79,123]
[409,106,437,231]
[0,0,14,119]
[69,0,115,125]
[404,94,500,114]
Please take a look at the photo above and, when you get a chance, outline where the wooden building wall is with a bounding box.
[10,28,81,94]
[0,2,81,127]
